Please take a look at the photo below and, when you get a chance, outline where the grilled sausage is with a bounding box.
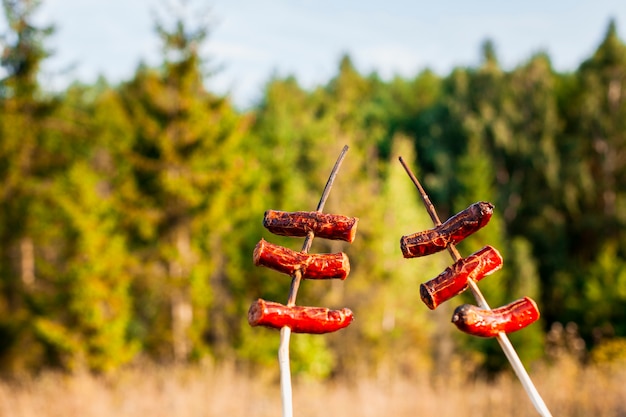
[400,201,494,258]
[451,296,540,337]
[253,239,350,280]
[248,298,354,334]
[420,245,503,309]
[264,210,359,243]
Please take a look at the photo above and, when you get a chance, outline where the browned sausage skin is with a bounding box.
[263,210,359,243]
[253,239,350,280]
[248,299,354,334]
[420,245,503,310]
[400,202,494,258]
[451,296,540,337]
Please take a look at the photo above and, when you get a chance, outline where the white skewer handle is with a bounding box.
[496,333,553,417]
[279,326,293,417]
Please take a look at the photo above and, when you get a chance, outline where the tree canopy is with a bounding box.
[1,1,626,375]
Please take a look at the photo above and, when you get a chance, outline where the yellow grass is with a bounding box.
[0,358,624,417]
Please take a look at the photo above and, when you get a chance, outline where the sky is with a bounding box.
[12,0,626,108]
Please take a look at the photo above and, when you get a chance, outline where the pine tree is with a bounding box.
[1,3,139,370]
[116,8,249,362]
[34,158,139,371]
[37,83,140,372]
[0,0,64,372]
[553,20,626,343]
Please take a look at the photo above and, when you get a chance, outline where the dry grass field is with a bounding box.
[0,358,624,417]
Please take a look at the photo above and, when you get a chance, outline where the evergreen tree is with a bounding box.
[4,2,626,374]
[1,2,138,370]
[553,20,626,343]
[0,0,63,371]
[117,9,249,362]
[34,157,138,371]
[41,83,140,372]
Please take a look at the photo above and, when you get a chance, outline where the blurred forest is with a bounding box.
[1,0,626,378]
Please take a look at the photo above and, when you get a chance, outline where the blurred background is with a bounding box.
[1,0,626,415]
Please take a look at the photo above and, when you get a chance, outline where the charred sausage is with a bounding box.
[248,298,354,334]
[264,210,359,243]
[400,202,494,258]
[451,296,540,337]
[420,245,503,309]
[253,239,350,280]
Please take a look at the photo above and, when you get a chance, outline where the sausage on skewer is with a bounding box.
[451,296,540,337]
[420,245,503,310]
[248,299,354,334]
[264,210,359,243]
[253,239,350,280]
[400,201,494,258]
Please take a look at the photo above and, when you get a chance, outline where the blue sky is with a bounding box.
[17,1,626,108]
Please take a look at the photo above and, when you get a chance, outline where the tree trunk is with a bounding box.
[169,223,194,362]
[20,236,35,287]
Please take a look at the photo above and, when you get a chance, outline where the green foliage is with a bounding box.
[0,0,65,373]
[290,334,335,378]
[113,12,251,363]
[0,0,53,98]
[2,4,626,379]
[590,337,626,366]
[47,162,139,372]
[583,242,626,338]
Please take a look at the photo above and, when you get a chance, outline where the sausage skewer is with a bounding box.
[398,156,553,417]
[264,210,359,243]
[420,245,503,310]
[249,299,354,334]
[254,239,351,280]
[401,201,494,258]
[285,145,350,307]
[276,145,350,417]
[452,296,540,337]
